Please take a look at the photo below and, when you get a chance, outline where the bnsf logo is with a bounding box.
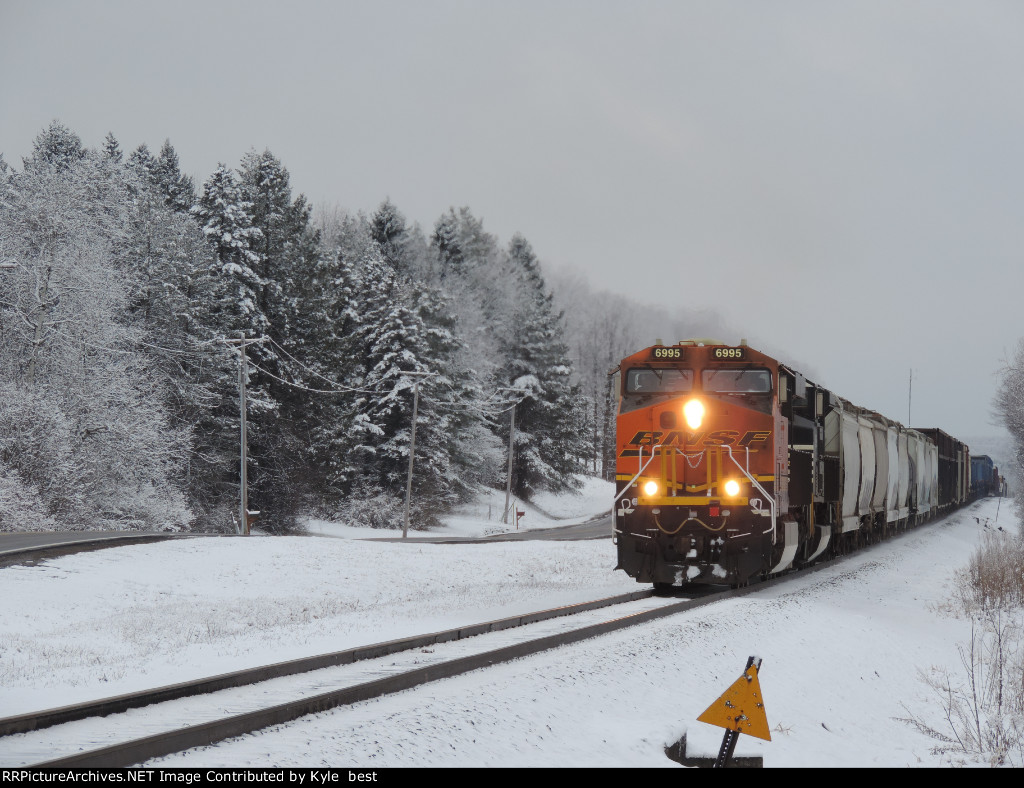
[625,430,772,448]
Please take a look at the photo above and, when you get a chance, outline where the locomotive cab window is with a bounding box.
[625,368,693,394]
[701,368,772,393]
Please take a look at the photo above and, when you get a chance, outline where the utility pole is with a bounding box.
[503,402,516,525]
[239,331,249,535]
[402,372,434,539]
[908,368,913,425]
[224,333,265,536]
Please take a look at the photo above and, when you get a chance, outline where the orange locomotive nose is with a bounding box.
[617,395,774,502]
[614,341,779,588]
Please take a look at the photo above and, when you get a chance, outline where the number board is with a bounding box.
[712,347,746,360]
[650,347,684,360]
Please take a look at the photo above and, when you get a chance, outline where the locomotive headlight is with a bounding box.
[683,399,705,430]
[724,479,741,497]
[643,480,659,496]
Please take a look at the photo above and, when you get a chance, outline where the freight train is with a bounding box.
[613,340,975,590]
[970,454,1005,499]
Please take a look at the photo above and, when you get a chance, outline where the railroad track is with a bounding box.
[0,587,743,768]
[0,533,207,570]
[2,522,918,768]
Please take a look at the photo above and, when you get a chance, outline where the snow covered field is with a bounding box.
[303,475,614,539]
[0,482,1014,768]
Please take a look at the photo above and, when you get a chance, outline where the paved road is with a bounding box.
[0,531,188,553]
[371,512,614,543]
[0,513,613,563]
[484,512,612,541]
[0,531,215,566]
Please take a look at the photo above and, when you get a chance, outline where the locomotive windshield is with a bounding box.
[625,367,693,394]
[701,368,772,393]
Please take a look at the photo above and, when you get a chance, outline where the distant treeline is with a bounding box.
[0,121,720,533]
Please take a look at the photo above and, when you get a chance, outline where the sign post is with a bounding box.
[502,403,516,524]
[697,656,771,767]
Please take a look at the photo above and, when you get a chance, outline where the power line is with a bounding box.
[49,327,528,415]
[245,360,364,395]
[244,356,520,422]
[245,358,390,396]
[137,336,227,357]
[264,335,365,391]
[48,325,230,360]
[261,334,415,396]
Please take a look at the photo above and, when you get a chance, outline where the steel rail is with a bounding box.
[0,590,653,738]
[16,533,916,768]
[7,505,960,767]
[29,588,742,768]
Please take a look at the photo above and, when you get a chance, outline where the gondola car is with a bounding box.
[612,339,969,589]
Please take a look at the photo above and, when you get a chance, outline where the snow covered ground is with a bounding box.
[303,475,614,539]
[0,481,1015,768]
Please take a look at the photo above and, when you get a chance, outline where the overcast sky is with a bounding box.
[2,1,1021,439]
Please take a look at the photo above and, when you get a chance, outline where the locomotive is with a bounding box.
[613,339,971,589]
[970,455,1005,499]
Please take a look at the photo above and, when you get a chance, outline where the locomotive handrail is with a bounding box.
[612,443,660,505]
[723,445,777,544]
[611,443,677,534]
[614,444,777,546]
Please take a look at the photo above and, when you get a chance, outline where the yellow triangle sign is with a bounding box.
[697,662,772,741]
